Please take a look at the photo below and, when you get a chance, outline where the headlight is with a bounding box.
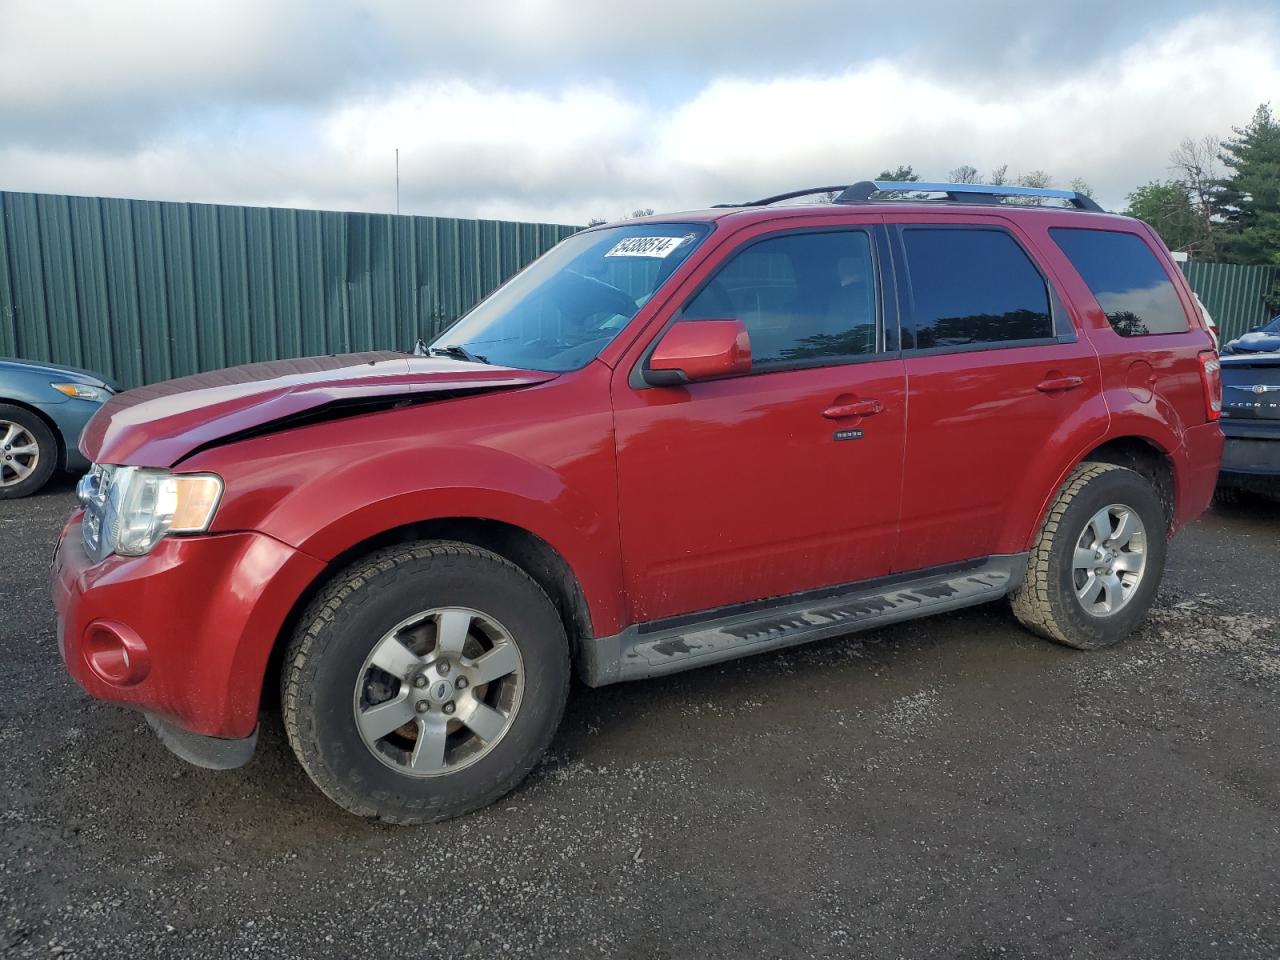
[51,382,111,401]
[79,466,222,559]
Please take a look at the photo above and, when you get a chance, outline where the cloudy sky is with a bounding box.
[1,0,1277,225]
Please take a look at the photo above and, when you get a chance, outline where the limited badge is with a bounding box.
[834,428,864,442]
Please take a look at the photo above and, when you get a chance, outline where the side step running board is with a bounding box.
[580,554,1028,686]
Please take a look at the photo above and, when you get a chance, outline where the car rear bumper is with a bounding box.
[1216,418,1280,494]
[53,512,326,744]
[1219,420,1280,479]
[1175,421,1224,527]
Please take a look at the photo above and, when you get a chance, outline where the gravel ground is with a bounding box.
[2,476,1278,959]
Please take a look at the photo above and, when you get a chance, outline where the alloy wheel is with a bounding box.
[0,420,40,487]
[1072,502,1148,616]
[352,607,525,777]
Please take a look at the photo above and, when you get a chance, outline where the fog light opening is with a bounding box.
[83,620,151,687]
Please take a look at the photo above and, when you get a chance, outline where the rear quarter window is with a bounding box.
[1050,228,1189,336]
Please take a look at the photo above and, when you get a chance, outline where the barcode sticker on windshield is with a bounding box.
[604,236,687,258]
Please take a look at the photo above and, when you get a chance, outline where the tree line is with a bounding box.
[1125,103,1277,274]
[592,103,1278,305]
[875,103,1276,296]
[879,164,1095,199]
[879,105,1279,307]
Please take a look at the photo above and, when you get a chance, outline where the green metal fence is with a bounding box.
[3,189,1275,390]
[0,190,579,388]
[1179,260,1278,343]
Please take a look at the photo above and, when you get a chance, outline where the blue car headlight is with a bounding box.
[51,382,111,402]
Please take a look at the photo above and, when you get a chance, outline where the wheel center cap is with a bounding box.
[426,677,454,704]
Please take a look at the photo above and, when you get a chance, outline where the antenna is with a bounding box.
[395,148,400,215]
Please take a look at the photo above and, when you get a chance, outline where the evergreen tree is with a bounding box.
[1214,103,1280,266]
[876,165,919,182]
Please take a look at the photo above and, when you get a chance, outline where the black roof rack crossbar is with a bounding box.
[834,180,1103,211]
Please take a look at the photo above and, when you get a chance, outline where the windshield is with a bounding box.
[430,222,711,372]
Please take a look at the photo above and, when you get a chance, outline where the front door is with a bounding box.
[612,222,907,623]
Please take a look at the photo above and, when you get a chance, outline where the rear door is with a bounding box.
[890,218,1103,572]
[611,217,907,622]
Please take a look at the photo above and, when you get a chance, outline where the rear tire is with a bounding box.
[0,404,58,499]
[282,541,570,824]
[1010,462,1166,651]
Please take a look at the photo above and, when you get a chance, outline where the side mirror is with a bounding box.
[643,320,752,386]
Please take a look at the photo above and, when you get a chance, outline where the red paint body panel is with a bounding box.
[53,200,1224,741]
[890,212,1104,566]
[612,357,906,620]
[609,209,905,618]
[80,352,555,468]
[1176,422,1225,525]
[54,512,325,738]
[896,343,1107,568]
[1021,215,1220,539]
[649,319,753,381]
[184,362,629,637]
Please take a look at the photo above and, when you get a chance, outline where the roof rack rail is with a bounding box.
[711,185,853,208]
[833,180,1103,211]
[721,180,1104,211]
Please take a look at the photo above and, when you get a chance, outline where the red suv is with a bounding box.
[53,181,1223,822]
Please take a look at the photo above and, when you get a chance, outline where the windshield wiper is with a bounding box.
[427,343,490,365]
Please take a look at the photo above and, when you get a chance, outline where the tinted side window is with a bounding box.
[1050,228,1189,336]
[901,228,1053,349]
[684,231,877,367]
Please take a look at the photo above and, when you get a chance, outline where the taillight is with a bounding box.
[1198,350,1221,421]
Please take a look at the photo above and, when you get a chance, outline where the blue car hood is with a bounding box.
[0,356,116,389]
[1224,331,1280,355]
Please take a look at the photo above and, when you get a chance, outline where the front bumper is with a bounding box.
[53,512,326,743]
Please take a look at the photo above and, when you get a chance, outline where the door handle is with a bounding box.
[822,399,883,419]
[1036,375,1084,393]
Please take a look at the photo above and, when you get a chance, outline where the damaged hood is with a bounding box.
[81,352,557,467]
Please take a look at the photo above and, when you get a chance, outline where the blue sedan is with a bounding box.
[0,357,116,498]
[1224,314,1280,355]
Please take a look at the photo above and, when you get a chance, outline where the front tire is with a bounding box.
[282,541,570,824]
[1010,462,1167,650]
